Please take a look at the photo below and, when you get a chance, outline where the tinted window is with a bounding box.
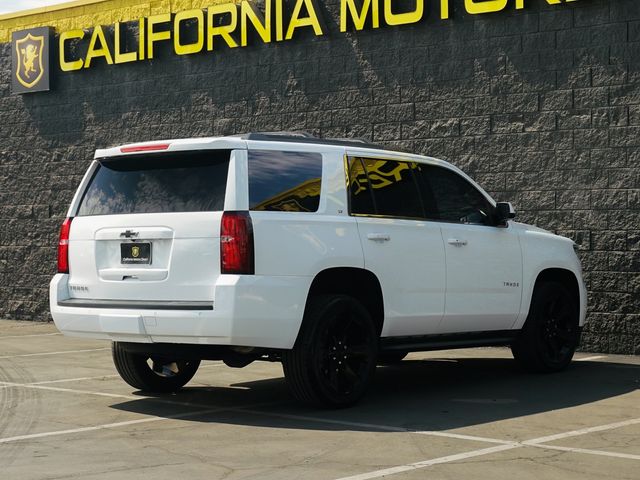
[249,150,322,212]
[77,152,230,216]
[363,159,424,218]
[349,157,423,218]
[424,166,495,225]
[412,165,440,219]
[348,157,376,215]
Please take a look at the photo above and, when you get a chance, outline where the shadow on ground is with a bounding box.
[110,356,640,432]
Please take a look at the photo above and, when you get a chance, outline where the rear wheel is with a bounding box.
[511,281,580,373]
[282,295,378,408]
[112,342,200,392]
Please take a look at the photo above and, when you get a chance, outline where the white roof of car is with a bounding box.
[97,134,445,164]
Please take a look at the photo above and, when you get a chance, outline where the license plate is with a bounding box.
[121,242,151,265]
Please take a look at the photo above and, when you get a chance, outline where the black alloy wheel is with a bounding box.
[282,295,379,408]
[512,281,580,373]
[112,342,201,393]
[539,291,577,365]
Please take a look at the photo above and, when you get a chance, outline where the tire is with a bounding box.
[282,295,379,408]
[377,351,408,365]
[112,342,201,393]
[511,281,580,373]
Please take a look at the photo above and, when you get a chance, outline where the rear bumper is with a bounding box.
[50,273,311,349]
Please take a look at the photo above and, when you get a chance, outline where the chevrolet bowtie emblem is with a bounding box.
[120,230,139,238]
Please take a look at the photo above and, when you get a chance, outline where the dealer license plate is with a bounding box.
[120,242,151,265]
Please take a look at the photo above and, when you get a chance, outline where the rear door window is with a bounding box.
[77,151,230,216]
[348,157,376,215]
[248,150,322,212]
[348,157,424,219]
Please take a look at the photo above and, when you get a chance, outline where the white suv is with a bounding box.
[50,132,587,407]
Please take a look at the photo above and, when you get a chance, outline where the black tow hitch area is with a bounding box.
[117,342,278,366]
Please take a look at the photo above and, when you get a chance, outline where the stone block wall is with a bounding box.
[0,0,638,353]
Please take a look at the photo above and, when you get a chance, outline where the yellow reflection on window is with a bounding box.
[252,177,321,212]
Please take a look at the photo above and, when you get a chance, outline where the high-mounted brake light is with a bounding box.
[120,143,171,153]
[220,211,255,275]
[57,217,73,274]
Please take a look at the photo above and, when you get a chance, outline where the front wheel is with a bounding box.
[112,342,200,393]
[511,281,580,373]
[282,295,379,408]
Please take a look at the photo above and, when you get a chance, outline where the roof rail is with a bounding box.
[241,131,317,140]
[238,132,385,150]
[331,137,373,145]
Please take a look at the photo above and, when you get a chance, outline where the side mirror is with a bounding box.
[496,202,516,223]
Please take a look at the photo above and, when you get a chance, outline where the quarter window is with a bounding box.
[248,150,322,212]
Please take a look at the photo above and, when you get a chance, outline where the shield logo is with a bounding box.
[131,246,140,258]
[15,33,45,89]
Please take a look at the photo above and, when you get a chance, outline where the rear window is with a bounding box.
[76,151,230,216]
[248,150,322,212]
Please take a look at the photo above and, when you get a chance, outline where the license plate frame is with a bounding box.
[120,242,152,265]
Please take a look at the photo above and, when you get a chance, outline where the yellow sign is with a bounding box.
[11,27,52,93]
[52,0,579,72]
[340,0,579,29]
[15,33,44,88]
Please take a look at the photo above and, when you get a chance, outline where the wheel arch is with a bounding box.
[297,267,385,343]
[535,268,580,300]
[530,267,583,326]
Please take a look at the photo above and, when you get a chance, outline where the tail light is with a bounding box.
[220,211,254,274]
[57,217,73,274]
[120,143,170,153]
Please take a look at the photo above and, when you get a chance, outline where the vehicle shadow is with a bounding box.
[109,356,640,433]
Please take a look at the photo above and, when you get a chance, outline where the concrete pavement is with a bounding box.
[0,320,638,480]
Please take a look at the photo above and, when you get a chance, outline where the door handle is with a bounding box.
[367,233,391,242]
[447,238,468,246]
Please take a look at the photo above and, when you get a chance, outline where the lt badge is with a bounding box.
[12,27,53,94]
